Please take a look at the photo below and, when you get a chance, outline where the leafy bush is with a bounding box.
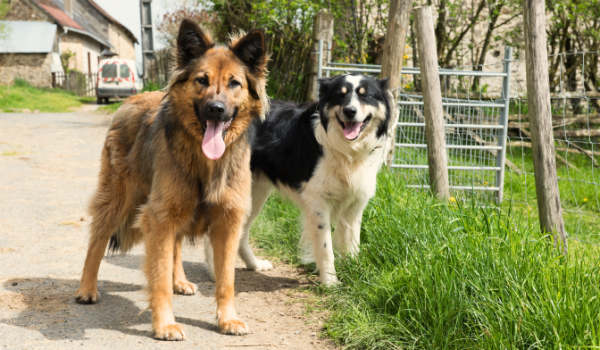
[142,81,163,92]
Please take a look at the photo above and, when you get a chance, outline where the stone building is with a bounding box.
[0,0,138,87]
[0,21,62,87]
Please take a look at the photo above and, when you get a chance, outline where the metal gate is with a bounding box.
[316,40,513,202]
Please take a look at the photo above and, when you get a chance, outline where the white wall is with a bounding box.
[82,35,102,73]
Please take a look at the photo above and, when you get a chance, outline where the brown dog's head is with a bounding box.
[167,19,268,160]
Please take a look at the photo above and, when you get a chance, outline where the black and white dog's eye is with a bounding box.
[197,77,209,86]
[229,80,241,88]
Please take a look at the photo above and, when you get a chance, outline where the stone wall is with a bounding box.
[0,53,53,87]
[109,24,136,60]
[5,0,50,21]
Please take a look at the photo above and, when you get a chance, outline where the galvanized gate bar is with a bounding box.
[407,185,501,191]
[495,47,513,203]
[395,143,503,150]
[393,165,502,171]
[399,101,506,108]
[397,123,504,129]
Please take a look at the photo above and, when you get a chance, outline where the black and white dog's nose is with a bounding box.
[343,106,357,119]
[205,101,226,120]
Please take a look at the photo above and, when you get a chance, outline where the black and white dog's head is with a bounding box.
[317,75,390,149]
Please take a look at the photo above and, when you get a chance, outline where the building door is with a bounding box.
[87,52,91,74]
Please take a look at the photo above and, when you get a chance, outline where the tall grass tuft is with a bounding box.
[252,170,600,349]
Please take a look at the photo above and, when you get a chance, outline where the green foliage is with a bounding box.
[251,170,600,349]
[13,78,30,88]
[0,0,12,40]
[203,0,320,101]
[60,50,76,74]
[142,81,163,92]
[0,82,92,112]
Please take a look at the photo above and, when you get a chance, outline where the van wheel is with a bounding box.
[104,98,109,104]
[97,97,103,105]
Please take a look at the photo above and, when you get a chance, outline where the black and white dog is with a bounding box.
[206,74,391,285]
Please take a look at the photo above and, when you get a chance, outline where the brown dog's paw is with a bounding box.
[154,323,186,341]
[74,289,100,304]
[219,318,249,335]
[173,280,198,295]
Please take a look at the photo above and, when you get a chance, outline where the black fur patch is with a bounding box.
[176,19,214,68]
[250,101,321,190]
[230,29,266,74]
[108,234,120,253]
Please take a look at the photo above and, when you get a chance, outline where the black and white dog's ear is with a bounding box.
[379,78,390,91]
[176,19,214,68]
[231,29,267,74]
[318,77,334,98]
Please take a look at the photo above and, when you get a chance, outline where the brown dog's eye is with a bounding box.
[197,77,209,86]
[229,80,241,88]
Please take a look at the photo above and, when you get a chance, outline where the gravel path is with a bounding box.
[0,112,335,350]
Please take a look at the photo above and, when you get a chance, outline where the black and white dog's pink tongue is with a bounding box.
[343,121,362,140]
[202,120,226,160]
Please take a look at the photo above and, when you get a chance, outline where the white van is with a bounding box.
[96,59,143,104]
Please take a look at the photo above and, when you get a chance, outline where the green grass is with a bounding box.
[98,101,124,114]
[0,79,94,112]
[251,170,600,349]
[505,145,600,239]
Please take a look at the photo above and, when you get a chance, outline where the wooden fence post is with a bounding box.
[413,6,450,200]
[522,0,568,254]
[307,9,334,102]
[380,0,413,168]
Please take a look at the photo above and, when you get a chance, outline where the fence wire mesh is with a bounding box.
[506,52,600,243]
[394,51,600,243]
[394,58,510,203]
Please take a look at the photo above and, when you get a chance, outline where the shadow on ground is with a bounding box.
[0,255,300,341]
[104,253,301,293]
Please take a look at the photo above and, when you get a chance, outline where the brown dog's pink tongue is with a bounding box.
[202,120,226,160]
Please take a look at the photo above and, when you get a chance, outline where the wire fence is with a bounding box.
[396,51,600,243]
[506,52,600,242]
[391,49,513,204]
[51,72,98,97]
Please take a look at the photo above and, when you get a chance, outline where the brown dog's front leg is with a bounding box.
[141,206,189,341]
[172,235,198,295]
[210,209,248,335]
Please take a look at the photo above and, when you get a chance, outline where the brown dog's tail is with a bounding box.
[107,208,142,254]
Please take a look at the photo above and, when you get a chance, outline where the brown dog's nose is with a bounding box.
[205,101,226,120]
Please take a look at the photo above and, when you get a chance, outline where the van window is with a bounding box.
[102,64,117,78]
[120,65,130,79]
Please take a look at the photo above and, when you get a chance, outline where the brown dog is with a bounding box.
[74,19,269,340]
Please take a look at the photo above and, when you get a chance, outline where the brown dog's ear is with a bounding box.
[230,29,267,74]
[176,19,214,68]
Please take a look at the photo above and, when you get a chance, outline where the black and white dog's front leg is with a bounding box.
[301,202,338,286]
[333,200,369,257]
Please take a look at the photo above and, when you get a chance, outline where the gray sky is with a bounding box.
[94,0,170,66]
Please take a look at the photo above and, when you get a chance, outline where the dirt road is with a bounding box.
[0,112,335,350]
